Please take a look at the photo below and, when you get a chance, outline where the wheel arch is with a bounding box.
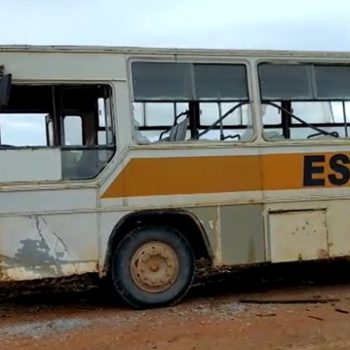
[103,208,214,275]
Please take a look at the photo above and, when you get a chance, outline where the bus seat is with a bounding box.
[168,117,189,141]
[133,119,151,144]
[134,129,151,144]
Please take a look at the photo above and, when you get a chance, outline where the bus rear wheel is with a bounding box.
[110,225,194,309]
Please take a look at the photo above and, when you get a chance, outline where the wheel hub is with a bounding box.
[130,241,179,293]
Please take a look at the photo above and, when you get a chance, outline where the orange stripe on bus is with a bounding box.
[101,152,347,198]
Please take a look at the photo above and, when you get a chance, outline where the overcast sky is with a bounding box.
[1,0,350,51]
[1,0,350,146]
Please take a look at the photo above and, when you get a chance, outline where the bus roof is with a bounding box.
[0,45,350,59]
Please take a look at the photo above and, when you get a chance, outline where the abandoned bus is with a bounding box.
[1,45,350,308]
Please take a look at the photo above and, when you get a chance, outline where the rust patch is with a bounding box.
[318,249,329,259]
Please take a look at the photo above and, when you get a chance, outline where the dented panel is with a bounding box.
[189,204,265,266]
[0,214,98,280]
[269,209,328,263]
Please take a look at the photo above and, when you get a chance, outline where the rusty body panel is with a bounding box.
[0,211,99,281]
[268,209,328,262]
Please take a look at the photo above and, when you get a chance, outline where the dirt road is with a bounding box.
[1,261,350,350]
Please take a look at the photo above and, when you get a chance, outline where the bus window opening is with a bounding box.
[0,84,115,180]
[259,63,350,140]
[131,62,253,143]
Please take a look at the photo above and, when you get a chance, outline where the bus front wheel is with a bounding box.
[110,225,194,309]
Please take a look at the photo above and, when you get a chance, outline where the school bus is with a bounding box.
[1,45,350,309]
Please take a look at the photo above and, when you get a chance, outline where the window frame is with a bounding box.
[0,82,116,150]
[128,57,256,145]
[257,60,350,143]
[0,112,49,147]
[62,114,84,146]
[0,81,117,183]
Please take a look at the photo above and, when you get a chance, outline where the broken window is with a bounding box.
[259,63,350,140]
[131,62,252,143]
[0,84,115,180]
[63,115,83,146]
[0,113,47,146]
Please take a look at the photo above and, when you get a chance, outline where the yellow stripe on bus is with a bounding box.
[101,152,349,198]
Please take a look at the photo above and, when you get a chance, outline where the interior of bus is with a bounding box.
[131,61,350,143]
[0,75,115,180]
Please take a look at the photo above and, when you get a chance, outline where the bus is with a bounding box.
[1,45,350,309]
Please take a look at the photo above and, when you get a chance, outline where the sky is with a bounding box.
[0,0,350,51]
[1,0,350,146]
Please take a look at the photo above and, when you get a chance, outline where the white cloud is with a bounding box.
[1,1,350,145]
[0,0,349,50]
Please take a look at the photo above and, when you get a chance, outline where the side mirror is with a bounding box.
[0,74,12,110]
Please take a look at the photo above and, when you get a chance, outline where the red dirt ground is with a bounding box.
[1,261,350,350]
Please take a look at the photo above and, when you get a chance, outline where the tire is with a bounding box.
[110,225,194,309]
